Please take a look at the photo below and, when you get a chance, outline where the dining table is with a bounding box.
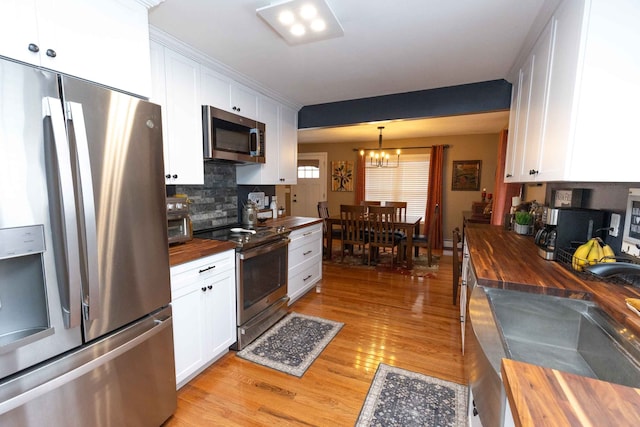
[324,214,423,268]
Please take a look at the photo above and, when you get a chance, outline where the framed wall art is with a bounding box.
[451,160,481,191]
[331,160,354,192]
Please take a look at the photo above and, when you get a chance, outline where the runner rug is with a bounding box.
[324,251,439,278]
[236,312,343,377]
[356,363,468,427]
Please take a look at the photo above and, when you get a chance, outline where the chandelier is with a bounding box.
[359,126,400,168]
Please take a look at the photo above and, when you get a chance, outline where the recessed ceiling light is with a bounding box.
[310,18,326,32]
[278,10,295,25]
[257,0,344,45]
[299,4,317,20]
[290,23,306,36]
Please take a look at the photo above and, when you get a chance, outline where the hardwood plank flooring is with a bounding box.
[163,249,464,426]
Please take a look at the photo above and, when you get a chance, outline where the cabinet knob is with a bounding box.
[529,169,538,175]
[207,285,213,290]
[46,49,57,58]
[165,174,171,179]
[172,174,178,179]
[201,287,207,292]
[232,106,240,112]
[505,173,512,178]
[28,43,39,53]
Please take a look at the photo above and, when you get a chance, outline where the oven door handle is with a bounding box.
[238,238,290,260]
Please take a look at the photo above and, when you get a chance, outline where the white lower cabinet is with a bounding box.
[288,222,323,304]
[170,250,236,388]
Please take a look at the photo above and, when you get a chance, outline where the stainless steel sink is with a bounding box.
[485,287,640,388]
[467,286,640,427]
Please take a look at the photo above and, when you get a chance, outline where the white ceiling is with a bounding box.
[148,0,546,142]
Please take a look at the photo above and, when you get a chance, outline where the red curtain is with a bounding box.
[491,130,521,225]
[425,145,444,249]
[355,153,365,204]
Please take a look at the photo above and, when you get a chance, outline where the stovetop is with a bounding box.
[194,224,289,250]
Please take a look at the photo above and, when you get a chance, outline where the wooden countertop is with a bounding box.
[168,216,322,267]
[465,224,640,336]
[466,224,640,425]
[502,359,640,427]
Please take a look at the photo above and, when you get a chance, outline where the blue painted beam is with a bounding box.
[298,79,512,129]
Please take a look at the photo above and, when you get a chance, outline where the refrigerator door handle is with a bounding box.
[66,101,100,322]
[43,97,82,329]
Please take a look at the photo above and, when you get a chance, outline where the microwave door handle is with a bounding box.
[43,97,82,329]
[67,101,100,322]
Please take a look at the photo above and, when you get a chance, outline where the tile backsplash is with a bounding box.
[172,161,238,231]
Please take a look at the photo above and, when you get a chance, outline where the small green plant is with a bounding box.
[514,211,533,225]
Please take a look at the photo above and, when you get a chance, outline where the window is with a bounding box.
[297,165,319,178]
[365,153,430,218]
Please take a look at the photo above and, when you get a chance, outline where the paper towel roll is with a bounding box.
[511,196,521,207]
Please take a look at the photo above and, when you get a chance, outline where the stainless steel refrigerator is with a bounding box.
[0,57,176,425]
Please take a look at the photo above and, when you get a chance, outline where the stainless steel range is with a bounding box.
[195,225,290,350]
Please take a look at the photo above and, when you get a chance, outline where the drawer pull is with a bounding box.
[303,231,313,236]
[208,285,213,290]
[199,265,216,273]
[201,287,207,292]
[303,250,313,256]
[303,274,313,282]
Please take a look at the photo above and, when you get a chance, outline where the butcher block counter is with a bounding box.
[466,224,640,426]
[168,217,322,266]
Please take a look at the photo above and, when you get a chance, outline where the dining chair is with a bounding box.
[340,204,368,263]
[384,201,407,222]
[367,205,401,266]
[318,201,342,256]
[401,203,439,266]
[360,200,381,210]
[452,227,462,305]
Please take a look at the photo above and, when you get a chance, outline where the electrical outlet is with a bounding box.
[609,213,621,237]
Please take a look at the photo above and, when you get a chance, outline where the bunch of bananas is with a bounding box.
[571,237,616,271]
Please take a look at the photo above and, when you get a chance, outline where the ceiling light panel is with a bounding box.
[257,0,344,45]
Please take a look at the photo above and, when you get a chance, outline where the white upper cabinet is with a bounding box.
[201,66,259,120]
[505,0,640,183]
[0,0,152,97]
[150,41,204,185]
[236,99,299,185]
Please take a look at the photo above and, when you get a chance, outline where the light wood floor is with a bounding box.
[163,249,464,426]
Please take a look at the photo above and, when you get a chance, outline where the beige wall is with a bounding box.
[299,133,500,241]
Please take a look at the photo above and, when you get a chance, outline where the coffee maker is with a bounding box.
[535,207,605,260]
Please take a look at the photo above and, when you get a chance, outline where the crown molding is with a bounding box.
[149,25,302,111]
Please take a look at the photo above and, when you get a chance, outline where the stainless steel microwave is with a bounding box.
[202,105,265,164]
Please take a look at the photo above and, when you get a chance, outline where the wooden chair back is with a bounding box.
[367,206,399,265]
[317,201,330,219]
[385,201,407,222]
[360,200,381,211]
[340,204,367,261]
[452,227,461,305]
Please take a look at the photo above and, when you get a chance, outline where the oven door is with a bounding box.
[236,238,289,325]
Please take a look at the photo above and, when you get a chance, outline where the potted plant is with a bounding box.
[514,211,533,235]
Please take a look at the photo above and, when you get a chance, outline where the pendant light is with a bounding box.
[359,126,400,168]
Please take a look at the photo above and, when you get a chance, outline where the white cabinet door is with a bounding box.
[0,0,151,97]
[504,69,522,182]
[204,267,236,359]
[230,83,258,119]
[0,0,40,66]
[201,66,232,110]
[162,48,204,185]
[278,104,299,185]
[172,284,206,387]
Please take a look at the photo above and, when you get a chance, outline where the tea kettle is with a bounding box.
[242,200,258,228]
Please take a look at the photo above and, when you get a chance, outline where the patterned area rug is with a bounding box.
[356,364,468,427]
[325,250,439,278]
[236,312,343,377]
